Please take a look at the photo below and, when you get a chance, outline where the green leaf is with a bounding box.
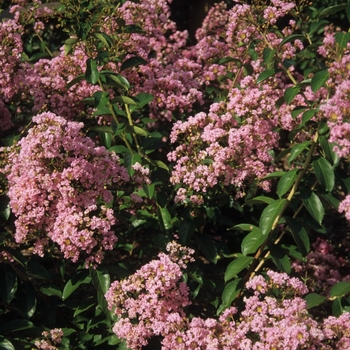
[330,281,350,299]
[318,4,347,19]
[261,171,285,180]
[311,70,329,93]
[321,192,340,209]
[0,320,34,333]
[304,293,327,309]
[263,48,276,69]
[134,92,154,107]
[26,262,50,280]
[218,57,242,65]
[85,58,100,85]
[332,298,343,317]
[284,86,300,104]
[109,145,129,154]
[300,189,325,225]
[18,283,36,318]
[280,34,305,46]
[291,106,307,119]
[256,69,276,83]
[269,244,291,273]
[277,168,298,198]
[73,297,96,317]
[335,32,350,49]
[178,218,197,245]
[112,96,138,106]
[225,257,253,282]
[120,56,147,71]
[157,205,173,233]
[284,216,310,256]
[40,284,62,298]
[301,109,317,125]
[217,278,243,314]
[90,268,110,295]
[0,265,17,303]
[88,125,114,134]
[94,32,112,47]
[259,199,288,236]
[241,227,266,256]
[101,72,130,90]
[195,234,218,264]
[66,74,85,89]
[313,157,335,192]
[62,270,91,300]
[125,125,149,137]
[0,337,15,350]
[288,141,310,164]
[232,224,257,232]
[244,196,274,206]
[319,135,340,166]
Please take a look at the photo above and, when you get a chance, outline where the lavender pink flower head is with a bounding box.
[1,112,129,267]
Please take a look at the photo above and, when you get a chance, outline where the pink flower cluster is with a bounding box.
[1,112,129,267]
[34,328,63,350]
[106,254,350,350]
[105,241,193,349]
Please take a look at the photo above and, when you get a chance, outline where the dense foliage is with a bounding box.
[1,0,350,349]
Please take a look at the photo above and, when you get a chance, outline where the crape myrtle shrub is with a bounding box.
[1,0,350,349]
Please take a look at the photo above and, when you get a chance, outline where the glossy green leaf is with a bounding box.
[301,109,317,124]
[319,135,340,166]
[321,192,340,209]
[73,297,95,317]
[88,125,113,134]
[241,227,266,256]
[0,320,34,333]
[90,268,110,295]
[125,125,149,137]
[263,48,276,69]
[0,265,17,303]
[288,141,310,164]
[330,281,350,299]
[304,293,327,309]
[18,283,36,318]
[85,58,99,85]
[157,205,173,233]
[244,196,274,206]
[284,86,300,104]
[195,234,218,264]
[259,199,288,236]
[0,337,15,350]
[335,32,350,49]
[332,297,343,317]
[94,32,112,47]
[313,157,335,192]
[66,74,85,89]
[120,56,147,71]
[256,69,276,83]
[178,218,197,245]
[218,278,243,314]
[62,270,91,300]
[218,57,242,65]
[284,216,310,256]
[311,70,329,93]
[269,244,291,273]
[261,171,285,180]
[280,34,305,45]
[300,189,325,225]
[102,72,130,90]
[318,4,347,19]
[225,256,254,282]
[277,168,298,198]
[291,106,307,119]
[232,224,257,231]
[135,92,154,107]
[112,95,138,105]
[40,284,62,298]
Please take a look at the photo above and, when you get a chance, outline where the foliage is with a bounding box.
[1,0,350,349]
